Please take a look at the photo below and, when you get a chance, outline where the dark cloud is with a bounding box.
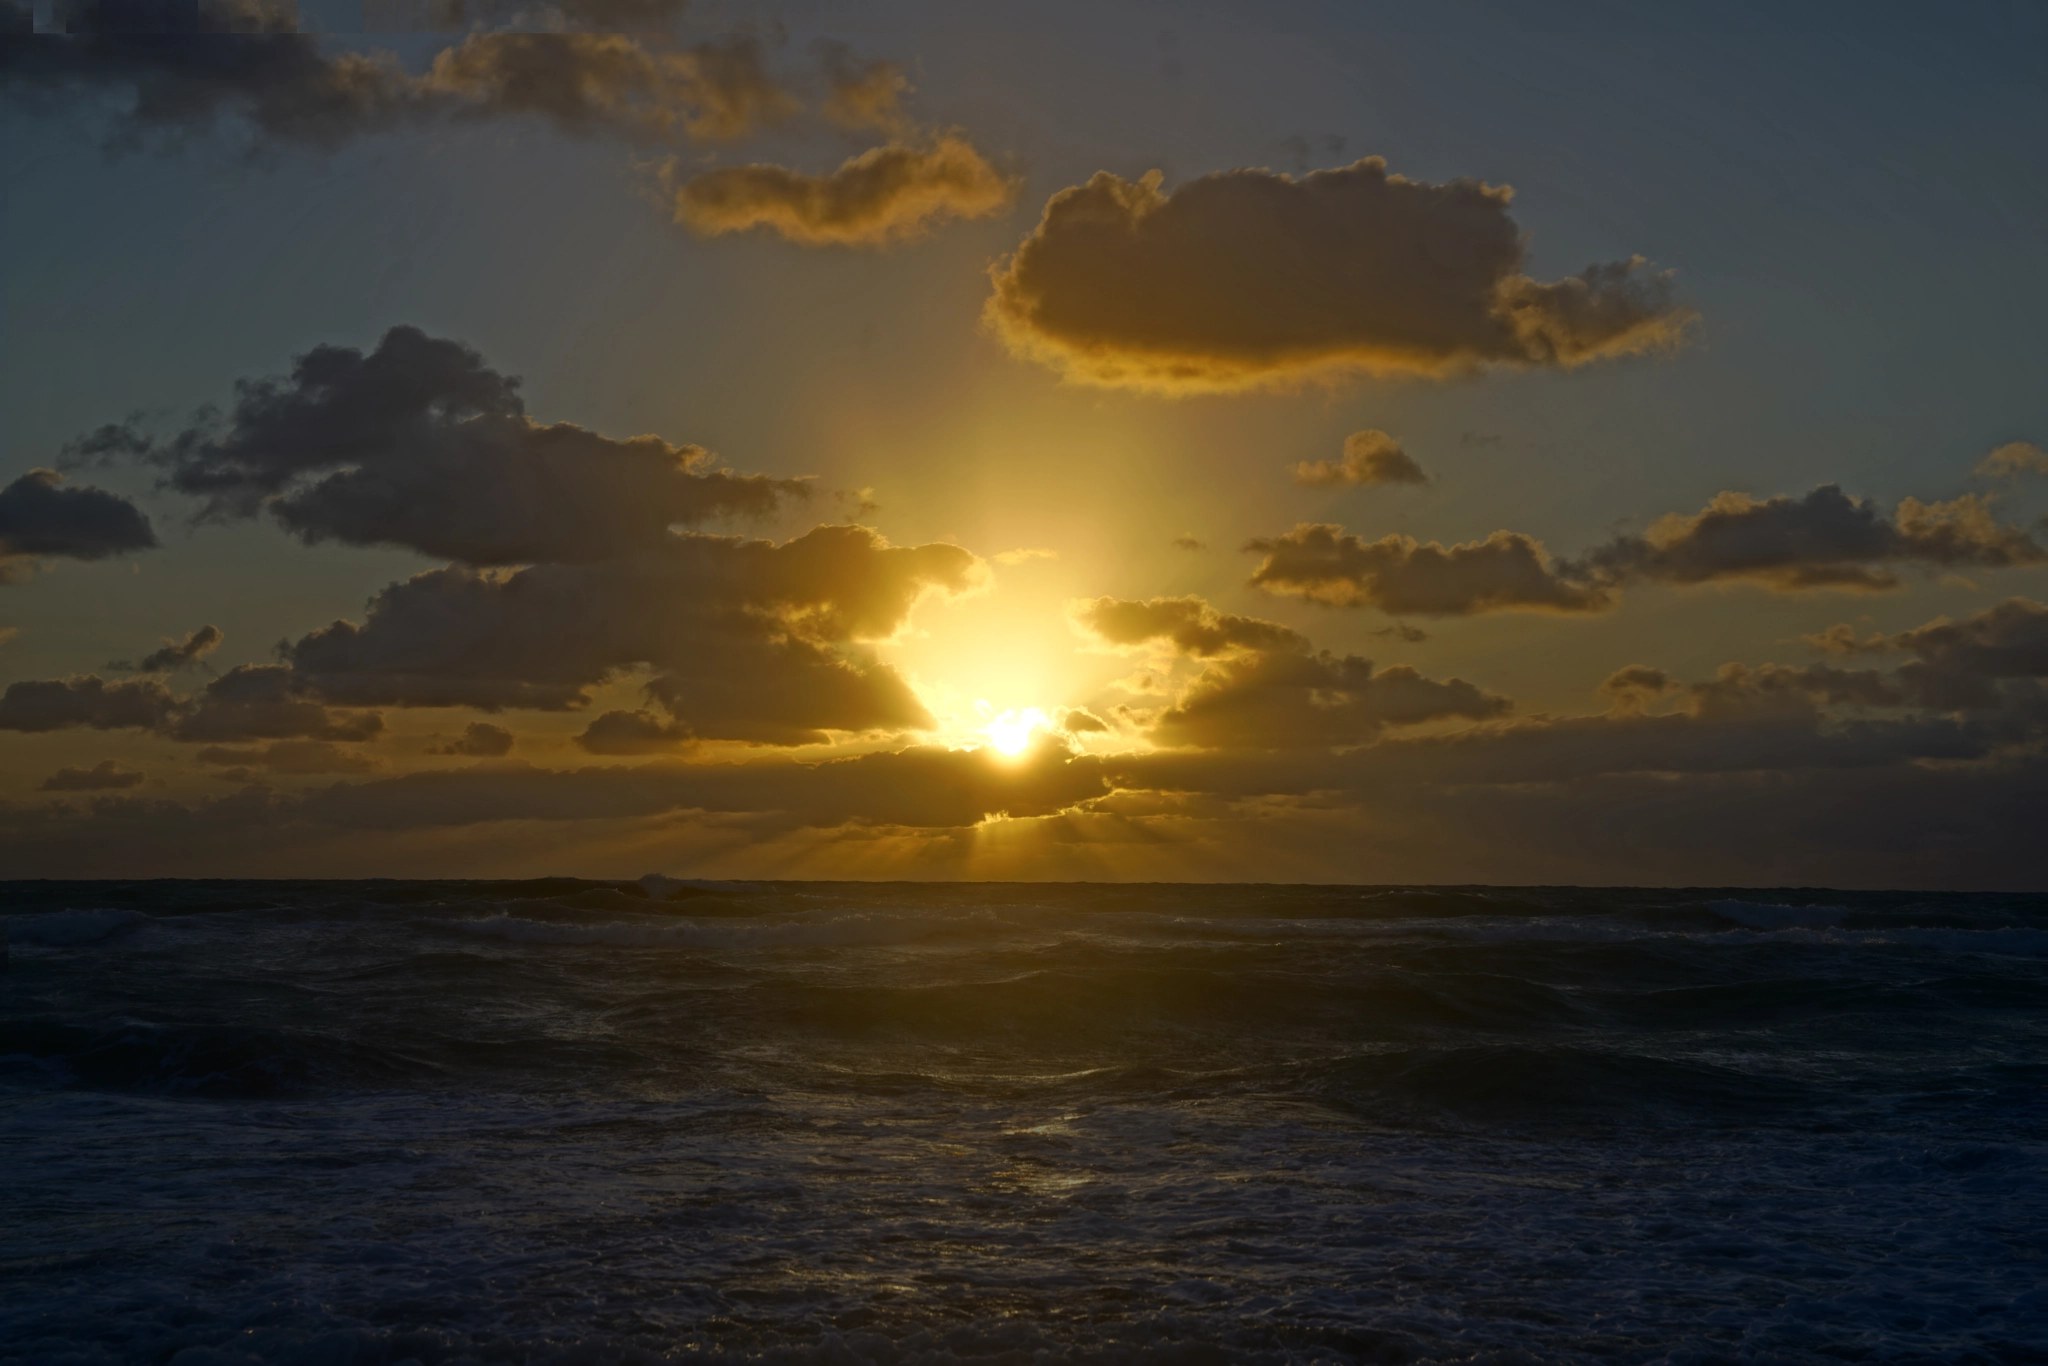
[194,739,381,774]
[1074,595,1507,749]
[283,524,983,743]
[1291,430,1427,488]
[169,664,385,743]
[1807,597,2048,714]
[0,674,180,732]
[1246,523,1609,616]
[0,665,378,743]
[671,135,1015,247]
[38,759,145,791]
[1171,535,1208,553]
[1,0,420,152]
[115,623,222,674]
[0,468,156,582]
[1562,485,2046,592]
[1597,664,1677,713]
[3,3,800,153]
[428,721,515,756]
[88,326,803,563]
[985,158,1692,393]
[574,708,693,754]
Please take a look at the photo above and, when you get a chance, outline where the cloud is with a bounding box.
[422,30,798,142]
[428,721,516,756]
[295,741,1109,832]
[3,3,802,153]
[0,665,379,743]
[0,675,181,732]
[671,134,1015,247]
[1058,707,1109,735]
[1807,597,2048,714]
[1073,595,1306,658]
[574,708,693,754]
[115,624,223,674]
[984,158,1692,394]
[84,325,804,563]
[1246,523,1609,616]
[993,546,1057,566]
[2,0,421,152]
[1976,441,2048,479]
[1171,535,1208,553]
[1597,664,1677,714]
[284,524,983,743]
[1291,430,1427,488]
[38,760,145,791]
[193,739,381,774]
[0,468,157,582]
[1073,595,1507,749]
[816,40,907,133]
[169,664,385,743]
[1563,485,2047,592]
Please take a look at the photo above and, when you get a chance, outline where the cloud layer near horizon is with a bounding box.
[7,596,2044,886]
[985,159,1694,393]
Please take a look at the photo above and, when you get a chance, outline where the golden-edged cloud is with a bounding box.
[1246,483,2048,619]
[1291,430,1428,488]
[79,326,804,565]
[671,135,1015,247]
[1246,524,1608,616]
[985,158,1693,394]
[1563,485,2047,592]
[1073,595,1507,748]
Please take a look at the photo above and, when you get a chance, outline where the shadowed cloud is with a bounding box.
[1073,595,1508,748]
[77,326,805,564]
[985,158,1692,393]
[1246,524,1608,616]
[0,468,156,582]
[1291,430,1428,488]
[1562,485,2047,592]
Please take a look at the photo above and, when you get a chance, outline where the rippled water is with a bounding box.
[3,880,2044,1364]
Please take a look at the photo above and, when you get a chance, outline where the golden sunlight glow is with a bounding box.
[984,706,1050,756]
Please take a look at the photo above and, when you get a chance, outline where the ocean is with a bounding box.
[2,880,2043,1365]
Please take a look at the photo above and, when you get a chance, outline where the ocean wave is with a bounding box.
[1308,1044,1824,1128]
[3,907,150,947]
[444,909,996,951]
[1705,898,1850,930]
[0,1017,428,1097]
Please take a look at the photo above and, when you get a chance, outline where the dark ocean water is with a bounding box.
[2,880,2044,1366]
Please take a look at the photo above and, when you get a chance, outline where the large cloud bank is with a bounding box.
[985,159,1693,393]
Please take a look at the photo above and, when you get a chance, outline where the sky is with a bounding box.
[1,0,2045,885]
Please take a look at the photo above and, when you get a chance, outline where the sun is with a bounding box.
[984,707,1050,757]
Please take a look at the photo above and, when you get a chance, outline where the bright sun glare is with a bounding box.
[984,707,1050,757]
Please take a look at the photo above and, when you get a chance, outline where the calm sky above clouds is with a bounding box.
[2,0,2044,884]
